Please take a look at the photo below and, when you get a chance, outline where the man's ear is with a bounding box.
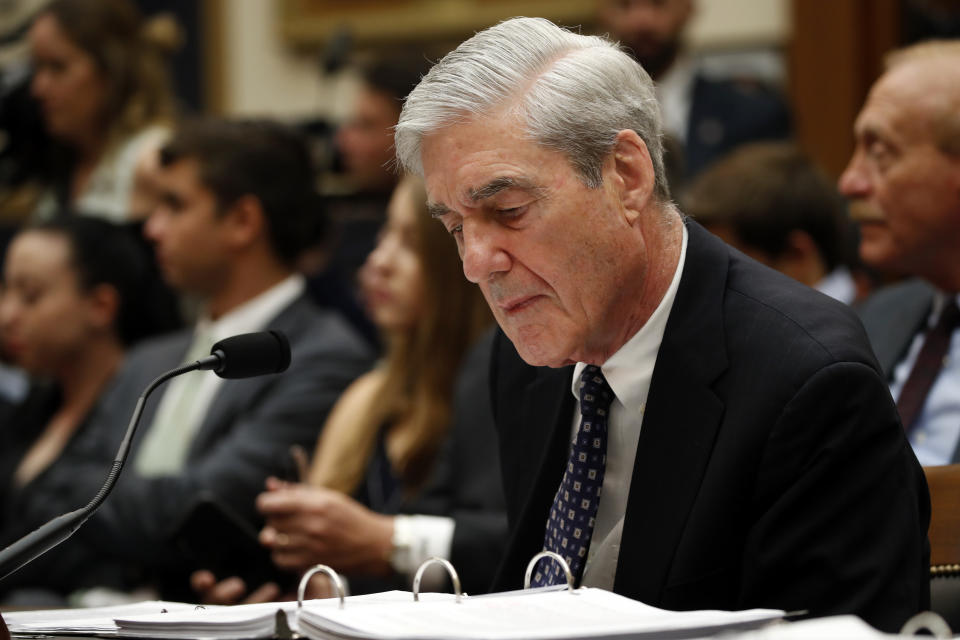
[222,195,266,250]
[610,129,656,223]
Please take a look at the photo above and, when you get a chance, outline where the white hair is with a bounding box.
[395,16,670,200]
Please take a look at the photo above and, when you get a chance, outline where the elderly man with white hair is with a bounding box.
[395,17,928,632]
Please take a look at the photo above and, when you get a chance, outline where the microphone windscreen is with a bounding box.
[209,331,291,379]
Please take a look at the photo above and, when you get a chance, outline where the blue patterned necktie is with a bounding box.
[532,365,614,587]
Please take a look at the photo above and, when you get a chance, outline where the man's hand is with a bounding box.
[257,478,395,576]
[190,569,336,604]
[189,570,282,605]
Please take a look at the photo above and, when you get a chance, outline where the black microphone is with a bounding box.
[200,330,291,379]
[0,331,292,582]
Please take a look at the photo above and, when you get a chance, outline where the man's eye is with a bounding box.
[450,224,463,236]
[498,206,527,217]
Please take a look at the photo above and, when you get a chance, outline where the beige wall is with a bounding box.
[219,0,357,120]
[687,0,790,48]
[217,0,790,119]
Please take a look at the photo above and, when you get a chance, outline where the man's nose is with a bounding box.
[461,220,511,284]
[838,153,869,198]
[143,209,165,243]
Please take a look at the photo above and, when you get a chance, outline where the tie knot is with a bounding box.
[579,365,614,418]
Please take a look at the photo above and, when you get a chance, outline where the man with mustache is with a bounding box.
[396,17,928,632]
[840,41,960,466]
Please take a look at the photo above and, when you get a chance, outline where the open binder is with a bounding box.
[5,554,785,640]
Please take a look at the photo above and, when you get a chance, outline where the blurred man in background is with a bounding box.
[686,142,862,305]
[598,0,791,185]
[841,40,960,465]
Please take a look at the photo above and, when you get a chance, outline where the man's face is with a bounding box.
[144,158,233,296]
[598,0,693,78]
[838,60,960,286]
[421,114,648,368]
[335,86,401,191]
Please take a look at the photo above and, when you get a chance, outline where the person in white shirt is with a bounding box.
[28,0,179,222]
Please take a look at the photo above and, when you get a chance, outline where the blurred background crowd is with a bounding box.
[0,0,958,612]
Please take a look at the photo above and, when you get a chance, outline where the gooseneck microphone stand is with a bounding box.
[0,359,211,582]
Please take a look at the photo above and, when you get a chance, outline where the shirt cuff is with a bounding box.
[390,515,456,587]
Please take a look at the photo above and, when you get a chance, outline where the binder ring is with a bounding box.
[413,556,463,603]
[297,564,346,610]
[524,551,575,591]
[900,611,952,638]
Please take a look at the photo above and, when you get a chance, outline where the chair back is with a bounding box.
[927,464,960,575]
[925,464,960,632]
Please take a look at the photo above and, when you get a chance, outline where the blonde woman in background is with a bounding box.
[28,0,179,221]
[193,174,496,601]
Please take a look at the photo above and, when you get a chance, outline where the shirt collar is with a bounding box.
[572,224,689,416]
[195,274,305,343]
[928,291,960,328]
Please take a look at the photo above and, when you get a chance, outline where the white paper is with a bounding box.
[298,588,783,640]
[3,600,209,634]
[113,591,457,639]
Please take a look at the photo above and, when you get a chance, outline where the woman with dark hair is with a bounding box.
[28,0,180,221]
[0,216,177,598]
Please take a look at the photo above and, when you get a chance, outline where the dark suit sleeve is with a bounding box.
[80,323,371,566]
[0,308,374,597]
[740,361,929,632]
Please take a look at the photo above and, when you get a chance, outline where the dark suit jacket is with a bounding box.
[413,328,507,595]
[858,279,935,379]
[1,293,373,596]
[490,221,929,633]
[683,74,791,179]
[348,329,507,597]
[857,280,960,463]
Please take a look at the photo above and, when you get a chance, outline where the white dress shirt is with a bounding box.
[571,225,689,589]
[815,266,857,306]
[134,274,306,476]
[656,56,696,145]
[889,292,960,466]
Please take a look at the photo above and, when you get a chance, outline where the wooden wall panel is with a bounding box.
[789,0,900,179]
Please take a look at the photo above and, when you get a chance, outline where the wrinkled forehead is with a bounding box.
[419,115,568,207]
[865,60,960,137]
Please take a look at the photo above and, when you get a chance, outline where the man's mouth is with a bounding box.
[498,295,540,314]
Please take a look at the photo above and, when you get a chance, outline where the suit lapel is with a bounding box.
[501,364,575,581]
[614,221,729,604]
[187,295,309,458]
[877,285,933,377]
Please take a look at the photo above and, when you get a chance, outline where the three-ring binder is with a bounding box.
[524,550,576,592]
[297,564,347,610]
[413,557,463,602]
[296,550,572,620]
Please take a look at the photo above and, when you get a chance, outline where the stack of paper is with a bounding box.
[114,591,457,639]
[297,588,783,640]
[3,600,210,635]
[3,589,783,639]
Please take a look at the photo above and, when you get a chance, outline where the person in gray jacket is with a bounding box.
[0,119,372,601]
